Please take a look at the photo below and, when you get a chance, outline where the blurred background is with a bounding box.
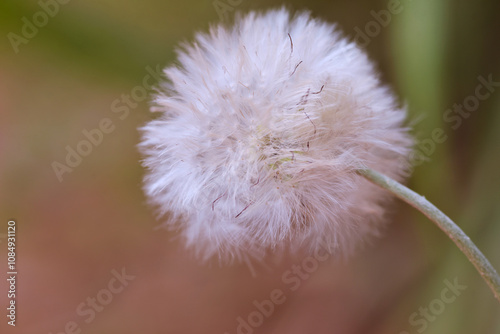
[1,0,500,333]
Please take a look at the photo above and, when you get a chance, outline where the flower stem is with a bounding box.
[357,167,500,303]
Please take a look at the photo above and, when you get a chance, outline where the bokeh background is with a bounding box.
[1,0,500,333]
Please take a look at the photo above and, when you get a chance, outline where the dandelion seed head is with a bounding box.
[139,8,413,263]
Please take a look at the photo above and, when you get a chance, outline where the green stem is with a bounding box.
[357,167,500,303]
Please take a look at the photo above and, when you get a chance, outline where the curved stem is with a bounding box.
[357,167,500,303]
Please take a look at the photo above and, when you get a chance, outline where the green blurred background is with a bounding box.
[1,0,499,333]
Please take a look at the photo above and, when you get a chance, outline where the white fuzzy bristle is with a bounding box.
[139,8,413,263]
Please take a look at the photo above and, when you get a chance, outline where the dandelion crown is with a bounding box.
[139,8,412,263]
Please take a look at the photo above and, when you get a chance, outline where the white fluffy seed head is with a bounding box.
[139,8,413,264]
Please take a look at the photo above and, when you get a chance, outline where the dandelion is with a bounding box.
[139,8,500,302]
[140,8,411,262]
